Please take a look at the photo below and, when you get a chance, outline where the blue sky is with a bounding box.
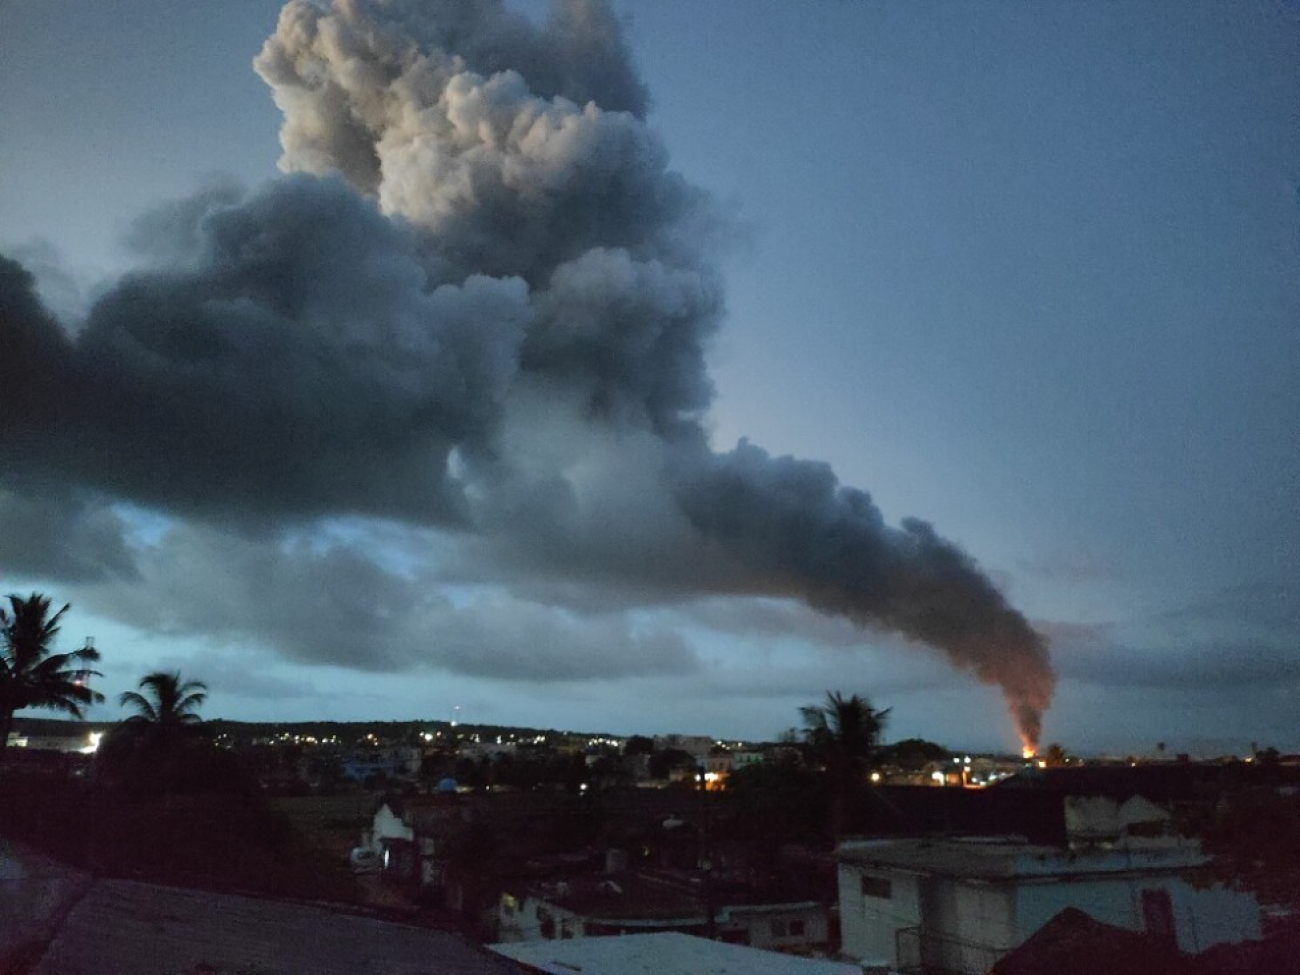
[0,0,1296,755]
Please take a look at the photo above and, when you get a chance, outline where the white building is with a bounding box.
[838,834,1261,973]
[367,795,468,889]
[497,871,830,954]
[492,931,860,975]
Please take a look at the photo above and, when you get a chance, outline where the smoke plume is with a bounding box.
[0,0,1053,745]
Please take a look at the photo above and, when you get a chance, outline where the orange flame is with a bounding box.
[1021,743,1036,761]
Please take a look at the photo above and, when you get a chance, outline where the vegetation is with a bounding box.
[623,734,654,756]
[1201,786,1300,909]
[800,691,889,771]
[800,690,889,838]
[119,670,208,731]
[1042,742,1070,766]
[648,747,697,781]
[0,593,103,758]
[97,671,249,799]
[725,750,827,852]
[876,737,949,770]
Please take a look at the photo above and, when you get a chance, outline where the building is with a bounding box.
[497,865,830,954]
[4,731,98,754]
[367,792,470,890]
[837,831,1261,974]
[491,931,861,975]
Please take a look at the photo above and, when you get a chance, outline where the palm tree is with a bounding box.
[801,691,889,772]
[99,671,214,797]
[0,593,103,759]
[800,691,889,838]
[119,671,207,732]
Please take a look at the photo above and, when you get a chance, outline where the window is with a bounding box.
[861,874,892,899]
[769,917,807,939]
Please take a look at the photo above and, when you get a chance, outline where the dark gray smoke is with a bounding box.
[670,439,1053,746]
[0,0,1053,745]
[1,183,529,525]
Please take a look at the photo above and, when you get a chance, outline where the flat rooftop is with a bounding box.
[490,931,860,975]
[837,836,1205,880]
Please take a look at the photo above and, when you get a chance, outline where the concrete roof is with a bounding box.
[0,840,90,971]
[512,869,824,924]
[837,836,1206,881]
[31,878,521,975]
[490,932,860,975]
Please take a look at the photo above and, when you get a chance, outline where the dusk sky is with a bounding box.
[1,0,1296,755]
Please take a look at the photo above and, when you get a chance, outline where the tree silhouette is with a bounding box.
[119,671,208,732]
[98,671,221,796]
[0,593,102,758]
[1043,742,1068,766]
[800,691,889,837]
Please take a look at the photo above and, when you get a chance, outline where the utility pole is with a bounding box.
[697,764,716,939]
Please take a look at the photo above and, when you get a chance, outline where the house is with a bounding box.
[491,930,861,975]
[496,866,830,954]
[367,792,470,890]
[837,829,1261,973]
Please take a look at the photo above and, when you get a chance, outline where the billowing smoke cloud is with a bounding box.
[1,185,530,525]
[671,440,1053,747]
[0,0,1053,744]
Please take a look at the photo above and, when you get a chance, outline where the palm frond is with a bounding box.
[120,671,208,728]
[119,690,160,723]
[1,594,102,728]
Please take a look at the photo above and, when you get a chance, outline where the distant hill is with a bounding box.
[10,715,630,748]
